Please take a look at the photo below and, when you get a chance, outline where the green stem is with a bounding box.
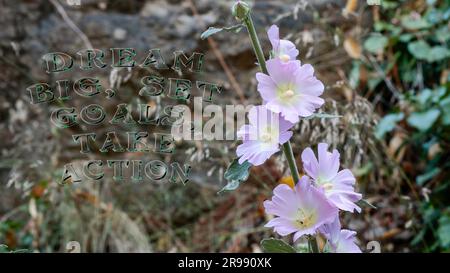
[309,236,320,253]
[281,141,301,183]
[242,10,318,253]
[243,15,267,74]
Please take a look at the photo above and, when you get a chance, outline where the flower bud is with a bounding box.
[231,1,250,21]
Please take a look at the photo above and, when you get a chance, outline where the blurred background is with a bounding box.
[0,0,449,253]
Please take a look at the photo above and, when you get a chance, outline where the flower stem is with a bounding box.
[308,236,320,253]
[243,15,267,74]
[281,141,301,183]
[241,9,318,253]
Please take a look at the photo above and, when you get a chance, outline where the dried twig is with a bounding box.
[364,54,401,100]
[49,0,94,49]
[187,0,246,103]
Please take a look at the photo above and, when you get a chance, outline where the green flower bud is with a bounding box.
[231,1,250,21]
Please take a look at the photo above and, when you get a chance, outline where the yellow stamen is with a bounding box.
[276,84,297,104]
[280,54,290,62]
[260,132,272,142]
[294,208,316,228]
[323,183,333,191]
[259,127,277,143]
[284,89,295,98]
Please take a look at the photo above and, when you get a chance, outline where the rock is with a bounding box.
[113,27,127,40]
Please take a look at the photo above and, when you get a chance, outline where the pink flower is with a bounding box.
[264,176,338,242]
[301,143,362,213]
[267,25,299,63]
[256,58,325,123]
[237,105,294,166]
[319,217,362,253]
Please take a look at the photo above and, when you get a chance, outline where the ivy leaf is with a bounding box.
[428,46,450,62]
[200,24,244,40]
[436,26,450,42]
[374,112,404,139]
[399,33,414,42]
[218,158,252,194]
[260,238,296,253]
[408,41,450,62]
[438,216,450,249]
[401,16,430,30]
[416,89,433,106]
[407,109,441,131]
[364,34,388,54]
[408,40,430,60]
[439,96,450,125]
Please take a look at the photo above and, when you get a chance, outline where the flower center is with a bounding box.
[260,132,272,142]
[316,176,334,191]
[323,183,334,191]
[279,54,291,62]
[276,84,297,103]
[283,89,295,98]
[259,127,277,144]
[294,208,316,229]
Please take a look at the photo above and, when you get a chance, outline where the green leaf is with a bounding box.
[428,46,450,62]
[375,112,404,139]
[201,27,223,39]
[294,243,310,253]
[374,21,401,34]
[399,33,414,42]
[408,41,450,62]
[432,87,447,103]
[411,228,427,246]
[349,62,361,89]
[380,0,398,9]
[438,216,450,249]
[426,8,445,24]
[218,180,240,193]
[304,113,342,120]
[224,158,251,182]
[416,167,441,185]
[401,16,430,30]
[416,89,433,106]
[353,163,374,177]
[0,245,9,253]
[407,109,441,131]
[218,158,252,194]
[201,24,244,40]
[356,199,377,209]
[408,40,430,60]
[439,96,450,125]
[368,77,383,90]
[436,26,450,42]
[260,238,296,253]
[424,207,440,223]
[364,34,388,54]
